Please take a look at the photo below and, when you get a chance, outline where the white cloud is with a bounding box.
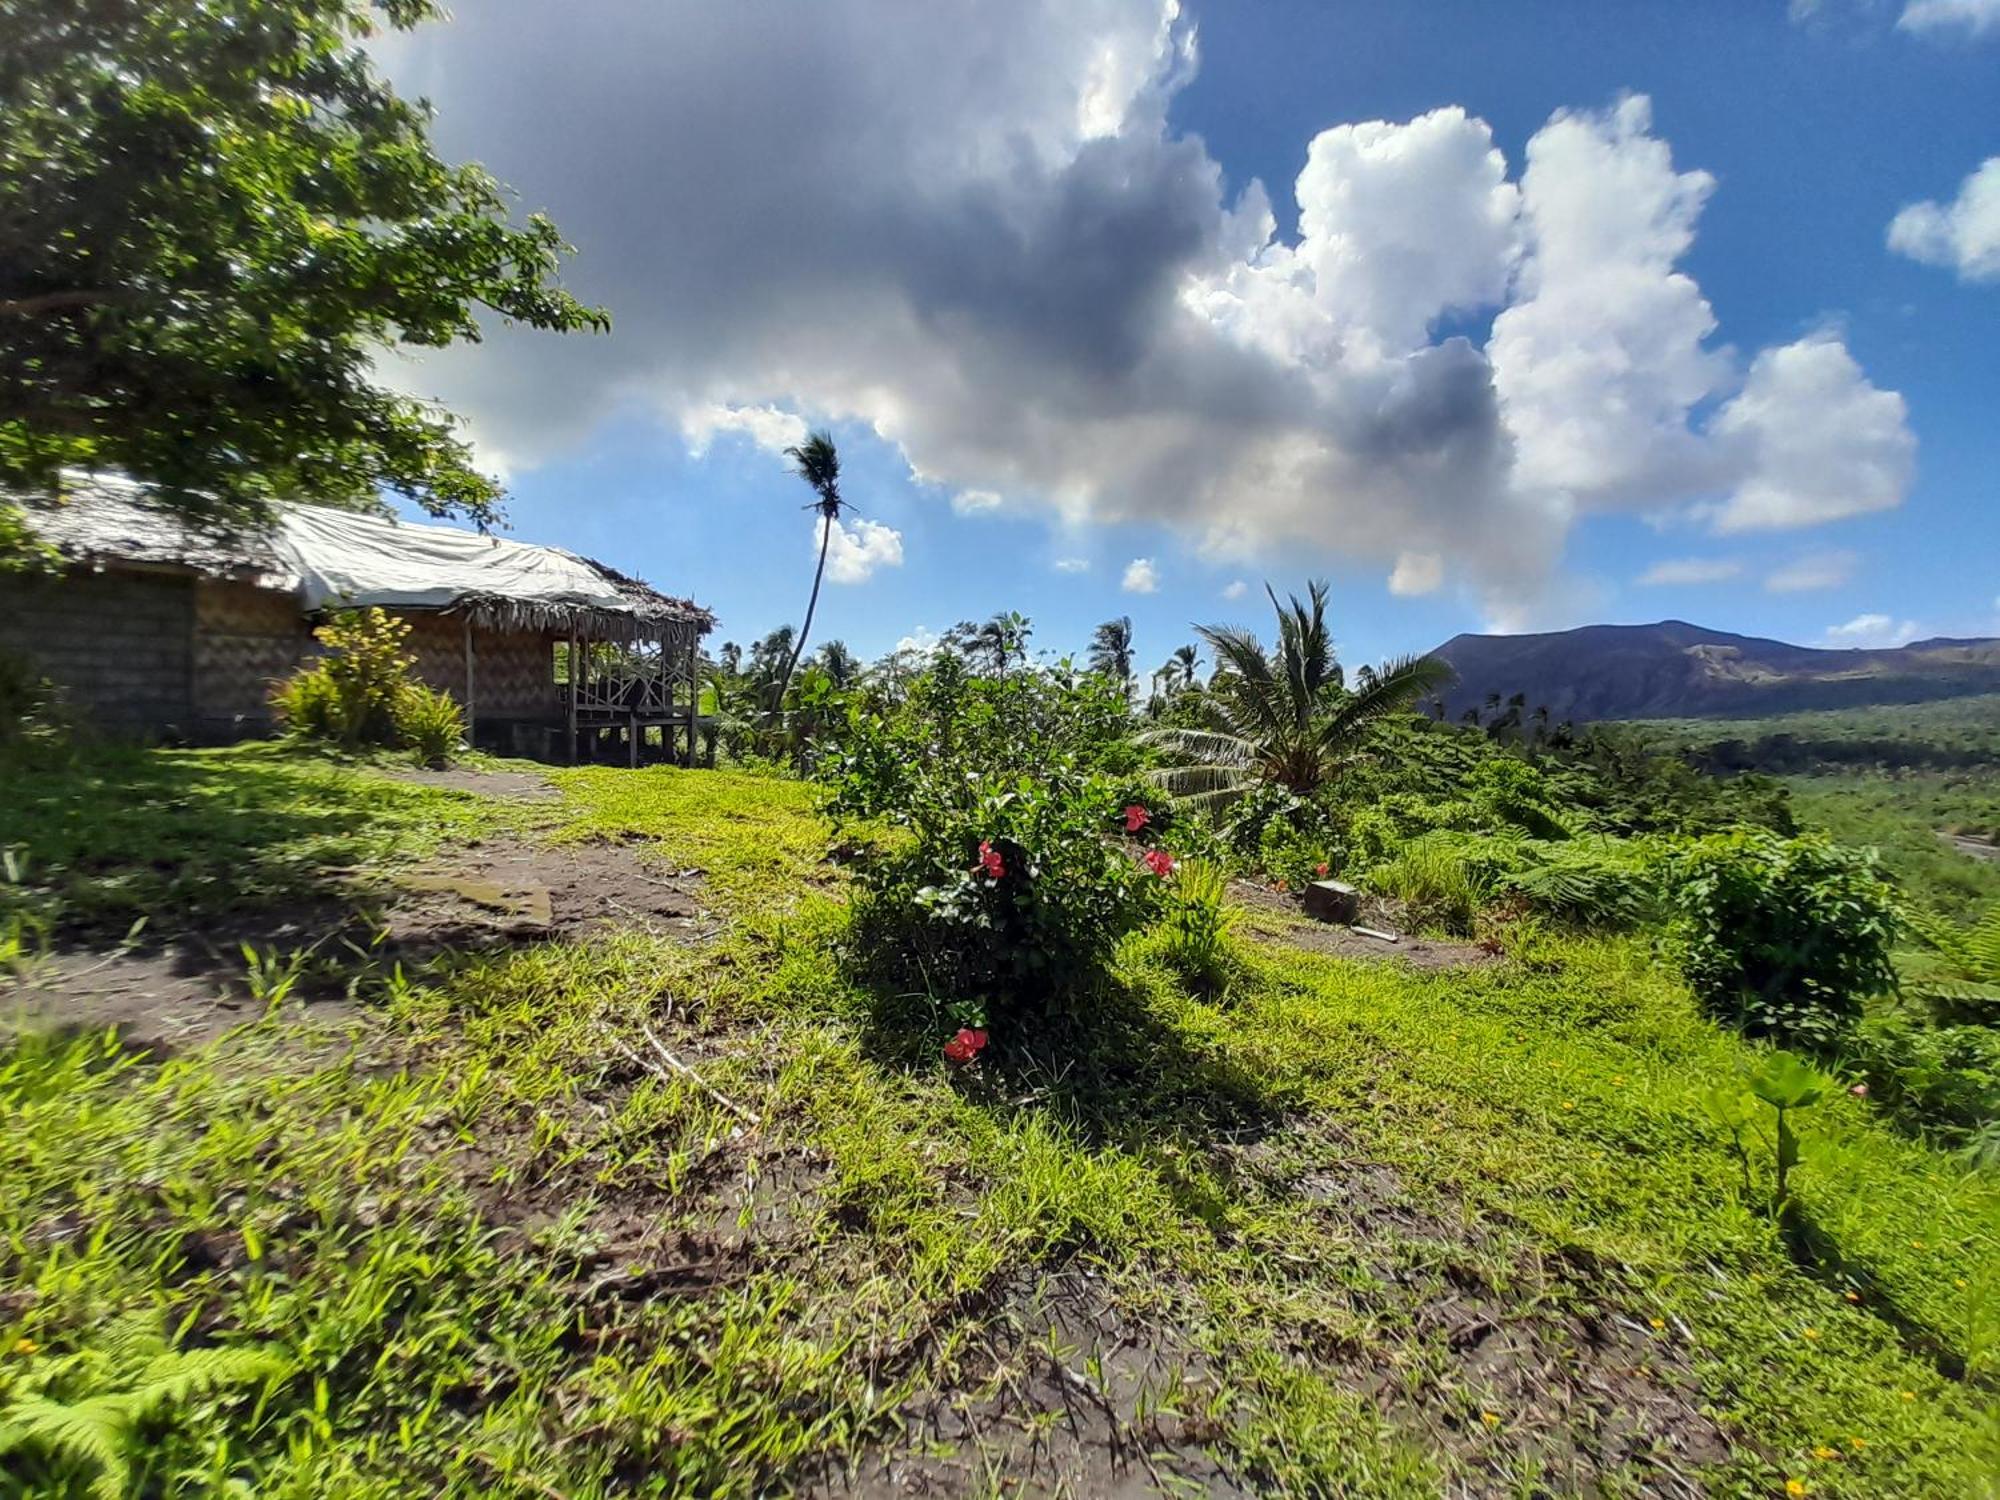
[820,516,904,583]
[1764,547,1857,593]
[1053,556,1091,573]
[1387,551,1444,596]
[1637,556,1742,586]
[681,402,809,457]
[952,488,1004,515]
[378,14,1911,623]
[1823,613,1921,648]
[1122,556,1159,594]
[893,626,941,656]
[1889,157,2000,283]
[1220,579,1247,600]
[1898,0,2000,37]
[1703,333,1913,532]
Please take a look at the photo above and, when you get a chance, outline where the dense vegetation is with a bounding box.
[3,591,1998,1496]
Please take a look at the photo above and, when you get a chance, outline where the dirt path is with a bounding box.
[3,830,708,1053]
[1940,829,1999,862]
[1229,879,1500,971]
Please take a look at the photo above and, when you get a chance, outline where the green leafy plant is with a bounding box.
[1905,902,2000,1026]
[272,608,463,766]
[1703,1053,1833,1221]
[1363,837,1489,935]
[1154,856,1237,993]
[0,1315,288,1499]
[391,682,466,769]
[1138,580,1452,812]
[1664,829,1899,1048]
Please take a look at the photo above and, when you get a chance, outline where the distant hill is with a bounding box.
[1429,620,2000,724]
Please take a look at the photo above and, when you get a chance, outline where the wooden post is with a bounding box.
[566,623,580,765]
[462,614,477,747]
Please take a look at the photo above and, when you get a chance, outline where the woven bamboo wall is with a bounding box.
[193,580,312,732]
[401,614,556,718]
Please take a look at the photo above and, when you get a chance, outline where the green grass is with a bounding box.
[2,746,1997,1496]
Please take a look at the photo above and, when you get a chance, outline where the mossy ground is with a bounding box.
[2,747,1995,1497]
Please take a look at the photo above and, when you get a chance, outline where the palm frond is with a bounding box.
[1149,764,1256,798]
[1316,653,1455,754]
[1133,725,1256,766]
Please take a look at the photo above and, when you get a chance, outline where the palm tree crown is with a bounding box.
[772,430,846,709]
[1137,581,1453,812]
[1088,616,1135,692]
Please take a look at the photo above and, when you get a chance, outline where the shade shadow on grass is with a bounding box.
[1782,1200,1979,1387]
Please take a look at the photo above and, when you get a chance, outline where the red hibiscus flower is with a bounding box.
[1123,804,1151,833]
[976,840,1006,880]
[1142,848,1176,879]
[943,1027,989,1064]
[1315,862,1330,878]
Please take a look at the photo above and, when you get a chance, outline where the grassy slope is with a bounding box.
[2,749,1997,1497]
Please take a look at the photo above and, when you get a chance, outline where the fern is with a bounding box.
[0,1324,288,1499]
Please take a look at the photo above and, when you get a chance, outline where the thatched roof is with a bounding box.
[17,475,714,639]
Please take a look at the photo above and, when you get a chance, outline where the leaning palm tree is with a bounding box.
[1088,616,1135,695]
[772,430,847,709]
[1138,581,1453,812]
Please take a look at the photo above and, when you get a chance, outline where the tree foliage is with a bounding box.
[1139,581,1453,810]
[0,0,606,531]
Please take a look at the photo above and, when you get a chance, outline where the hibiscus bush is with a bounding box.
[823,661,1168,1035]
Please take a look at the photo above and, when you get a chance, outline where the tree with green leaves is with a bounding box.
[1088,616,1135,695]
[0,0,606,537]
[771,431,845,709]
[1138,581,1454,812]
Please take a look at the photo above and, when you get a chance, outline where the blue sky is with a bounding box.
[382,0,1999,677]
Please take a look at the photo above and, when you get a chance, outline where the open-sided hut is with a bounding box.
[1,479,715,763]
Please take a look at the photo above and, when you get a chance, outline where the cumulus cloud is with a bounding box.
[1898,0,2000,37]
[1122,557,1160,593]
[1388,551,1445,596]
[952,488,1004,515]
[1220,579,1248,600]
[821,517,904,583]
[1636,557,1742,586]
[1765,548,1857,593]
[1889,157,2000,283]
[1705,335,1914,532]
[379,8,1912,620]
[1823,613,1921,648]
[680,403,808,457]
[1053,556,1091,573]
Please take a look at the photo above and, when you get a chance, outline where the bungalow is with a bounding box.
[0,477,715,763]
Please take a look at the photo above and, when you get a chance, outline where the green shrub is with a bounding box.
[826,665,1159,1030]
[1154,856,1237,993]
[1849,1010,2000,1143]
[393,682,465,769]
[1497,836,1661,929]
[271,607,463,766]
[272,607,415,747]
[1664,829,1899,1049]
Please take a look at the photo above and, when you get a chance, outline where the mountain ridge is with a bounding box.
[1427,619,2000,723]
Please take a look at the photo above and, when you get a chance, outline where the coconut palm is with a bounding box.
[1088,616,1135,695]
[813,638,861,688]
[1138,581,1454,811]
[1169,643,1201,690]
[772,430,846,708]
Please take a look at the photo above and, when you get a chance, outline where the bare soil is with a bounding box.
[1230,880,1501,972]
[1225,1129,1732,1494]
[2,832,708,1053]
[375,764,559,799]
[824,1268,1247,1498]
[1941,829,1999,862]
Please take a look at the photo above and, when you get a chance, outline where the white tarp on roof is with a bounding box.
[271,505,630,614]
